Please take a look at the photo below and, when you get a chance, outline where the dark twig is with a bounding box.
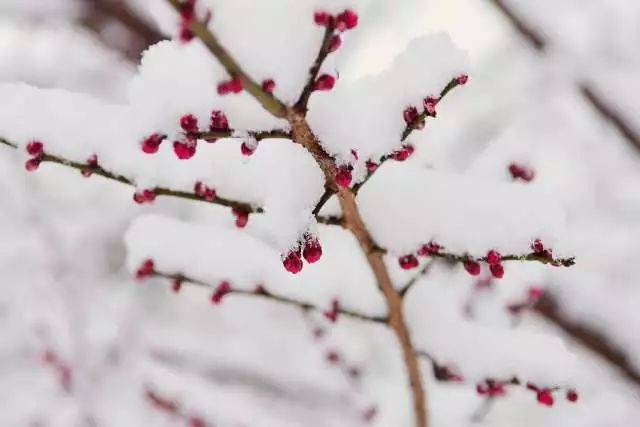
[197,128,291,142]
[399,260,435,297]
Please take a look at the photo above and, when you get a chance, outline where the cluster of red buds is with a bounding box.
[391,144,415,162]
[135,258,156,280]
[310,9,358,92]
[531,238,553,261]
[261,78,276,94]
[526,382,579,407]
[398,241,442,270]
[177,0,211,44]
[217,76,243,95]
[335,164,353,188]
[476,377,579,407]
[145,386,209,427]
[282,234,323,274]
[25,140,44,171]
[509,162,535,182]
[41,349,73,393]
[194,181,216,201]
[133,188,156,204]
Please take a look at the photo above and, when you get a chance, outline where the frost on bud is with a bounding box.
[365,160,378,172]
[302,237,322,264]
[418,241,442,256]
[398,254,419,270]
[135,259,155,280]
[392,144,414,161]
[457,74,469,85]
[133,189,156,204]
[240,139,258,156]
[180,114,199,134]
[26,140,44,156]
[486,250,502,265]
[566,389,579,402]
[463,259,481,276]
[336,9,358,31]
[141,133,166,154]
[194,181,216,201]
[509,162,535,182]
[335,165,352,188]
[323,298,340,322]
[313,74,336,91]
[25,157,42,172]
[209,110,229,133]
[283,250,303,274]
[313,11,332,26]
[489,263,504,279]
[173,140,197,160]
[81,154,99,178]
[537,389,554,407]
[423,96,439,116]
[211,281,232,305]
[329,35,342,52]
[232,207,249,228]
[261,79,276,94]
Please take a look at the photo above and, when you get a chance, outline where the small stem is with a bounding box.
[197,128,291,142]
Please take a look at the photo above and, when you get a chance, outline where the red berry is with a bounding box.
[423,96,439,116]
[26,140,44,156]
[486,250,501,265]
[508,162,535,182]
[261,79,276,94]
[537,389,554,407]
[336,9,358,31]
[399,254,419,270]
[180,114,199,134]
[232,208,249,228]
[211,281,232,305]
[25,157,42,172]
[135,259,155,280]
[418,242,442,256]
[228,77,243,93]
[217,81,230,95]
[133,189,156,204]
[240,140,257,156]
[329,35,342,52]
[313,11,331,26]
[302,237,322,263]
[313,74,336,91]
[566,389,579,402]
[464,260,481,276]
[335,165,352,188]
[141,133,165,154]
[171,278,182,293]
[209,110,229,132]
[365,160,378,172]
[457,74,469,85]
[283,250,303,274]
[489,263,504,279]
[173,140,196,159]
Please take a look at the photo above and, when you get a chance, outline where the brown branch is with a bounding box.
[295,21,337,112]
[353,77,464,193]
[197,128,291,142]
[151,270,387,324]
[534,294,640,387]
[166,0,288,118]
[488,0,640,152]
[432,250,575,268]
[79,0,165,62]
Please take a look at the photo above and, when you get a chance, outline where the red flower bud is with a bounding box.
[399,254,419,270]
[464,260,481,276]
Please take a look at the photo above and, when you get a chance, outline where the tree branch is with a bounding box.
[150,270,388,324]
[353,77,464,193]
[488,0,640,152]
[165,0,288,118]
[295,21,337,112]
[197,128,291,142]
[399,260,435,297]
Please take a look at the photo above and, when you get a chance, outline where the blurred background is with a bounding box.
[1,0,640,426]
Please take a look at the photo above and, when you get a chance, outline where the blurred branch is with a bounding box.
[534,294,640,387]
[488,0,640,152]
[79,0,165,62]
[399,260,435,297]
[165,0,288,118]
[151,270,388,324]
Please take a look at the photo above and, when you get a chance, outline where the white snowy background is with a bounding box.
[1,0,639,426]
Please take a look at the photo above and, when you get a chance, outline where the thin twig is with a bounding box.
[152,271,388,324]
[197,128,291,142]
[166,0,288,118]
[312,187,335,217]
[295,21,337,112]
[399,260,435,297]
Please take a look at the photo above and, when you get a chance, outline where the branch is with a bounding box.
[353,77,464,193]
[295,21,337,112]
[399,260,435,297]
[150,270,388,324]
[534,294,640,387]
[197,128,291,142]
[311,187,335,217]
[165,0,288,118]
[431,250,575,268]
[488,0,640,152]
